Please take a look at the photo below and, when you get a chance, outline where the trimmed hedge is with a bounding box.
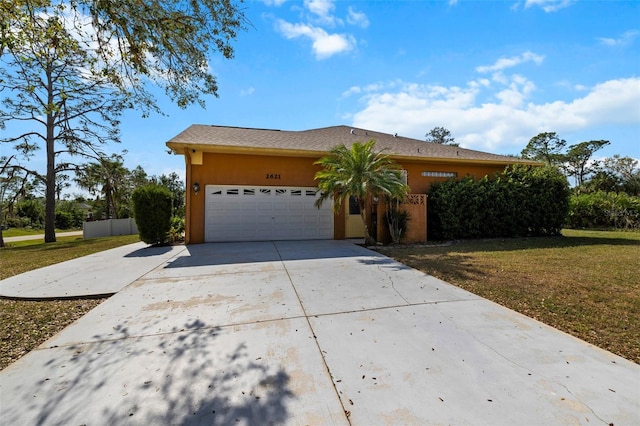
[132,184,173,245]
[427,165,570,240]
[567,191,640,230]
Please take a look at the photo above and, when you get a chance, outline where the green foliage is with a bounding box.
[3,1,245,242]
[314,140,409,244]
[168,216,185,243]
[16,199,44,227]
[427,165,570,240]
[132,185,172,245]
[521,132,567,166]
[54,201,84,229]
[75,156,129,219]
[425,126,459,146]
[385,202,410,244]
[564,140,610,186]
[151,172,185,217]
[567,192,640,230]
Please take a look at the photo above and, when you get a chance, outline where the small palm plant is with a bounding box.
[314,140,409,245]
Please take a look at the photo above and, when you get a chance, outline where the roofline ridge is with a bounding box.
[192,124,282,132]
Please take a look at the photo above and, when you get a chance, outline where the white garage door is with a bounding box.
[205,185,334,242]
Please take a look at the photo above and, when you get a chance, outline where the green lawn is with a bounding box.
[381,229,640,364]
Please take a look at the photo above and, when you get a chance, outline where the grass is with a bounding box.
[381,229,640,364]
[0,234,141,370]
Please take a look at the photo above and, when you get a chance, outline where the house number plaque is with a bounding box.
[266,173,281,179]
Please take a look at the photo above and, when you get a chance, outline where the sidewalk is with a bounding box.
[3,230,83,243]
[0,242,186,298]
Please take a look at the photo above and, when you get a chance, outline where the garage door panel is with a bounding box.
[205,185,333,242]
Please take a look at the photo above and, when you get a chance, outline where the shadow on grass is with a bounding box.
[0,317,294,425]
[390,251,488,284]
[418,233,640,255]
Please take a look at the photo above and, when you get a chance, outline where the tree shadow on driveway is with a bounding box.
[1,318,294,425]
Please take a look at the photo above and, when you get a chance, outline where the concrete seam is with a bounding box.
[271,241,353,425]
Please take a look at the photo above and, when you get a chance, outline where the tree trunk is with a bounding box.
[0,228,5,248]
[359,197,375,245]
[44,66,56,243]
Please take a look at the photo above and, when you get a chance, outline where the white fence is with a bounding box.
[83,218,138,239]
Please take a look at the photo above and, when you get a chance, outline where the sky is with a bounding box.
[5,0,640,191]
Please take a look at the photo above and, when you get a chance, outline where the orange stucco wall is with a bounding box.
[395,160,506,194]
[185,152,345,244]
[184,152,508,244]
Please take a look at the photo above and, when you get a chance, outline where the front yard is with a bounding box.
[1,230,638,370]
[0,234,140,370]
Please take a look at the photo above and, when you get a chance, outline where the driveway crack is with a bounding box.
[436,306,610,425]
[377,265,410,305]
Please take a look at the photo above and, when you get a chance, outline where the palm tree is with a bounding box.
[75,156,128,219]
[314,140,409,245]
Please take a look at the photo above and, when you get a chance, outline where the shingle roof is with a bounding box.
[166,124,534,164]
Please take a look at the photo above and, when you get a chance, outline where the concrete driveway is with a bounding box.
[0,240,638,425]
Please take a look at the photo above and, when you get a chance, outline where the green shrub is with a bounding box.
[55,201,85,229]
[567,191,640,230]
[427,165,570,240]
[16,199,44,227]
[168,216,185,243]
[55,211,73,229]
[132,185,173,245]
[385,202,410,244]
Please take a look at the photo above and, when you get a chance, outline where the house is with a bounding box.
[166,125,534,244]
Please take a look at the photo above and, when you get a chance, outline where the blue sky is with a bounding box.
[6,0,640,188]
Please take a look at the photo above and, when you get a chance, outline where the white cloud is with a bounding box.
[524,0,573,13]
[341,81,389,98]
[349,74,640,153]
[240,87,255,96]
[305,0,333,17]
[448,0,459,5]
[276,20,355,59]
[347,7,369,28]
[304,0,339,26]
[598,30,639,46]
[273,0,365,59]
[476,51,545,74]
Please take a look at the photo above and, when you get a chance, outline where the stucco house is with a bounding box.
[166,125,534,244]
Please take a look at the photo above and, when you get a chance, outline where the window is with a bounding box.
[421,171,457,178]
[349,195,360,215]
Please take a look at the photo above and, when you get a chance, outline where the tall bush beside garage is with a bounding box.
[427,165,569,240]
[132,184,173,245]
